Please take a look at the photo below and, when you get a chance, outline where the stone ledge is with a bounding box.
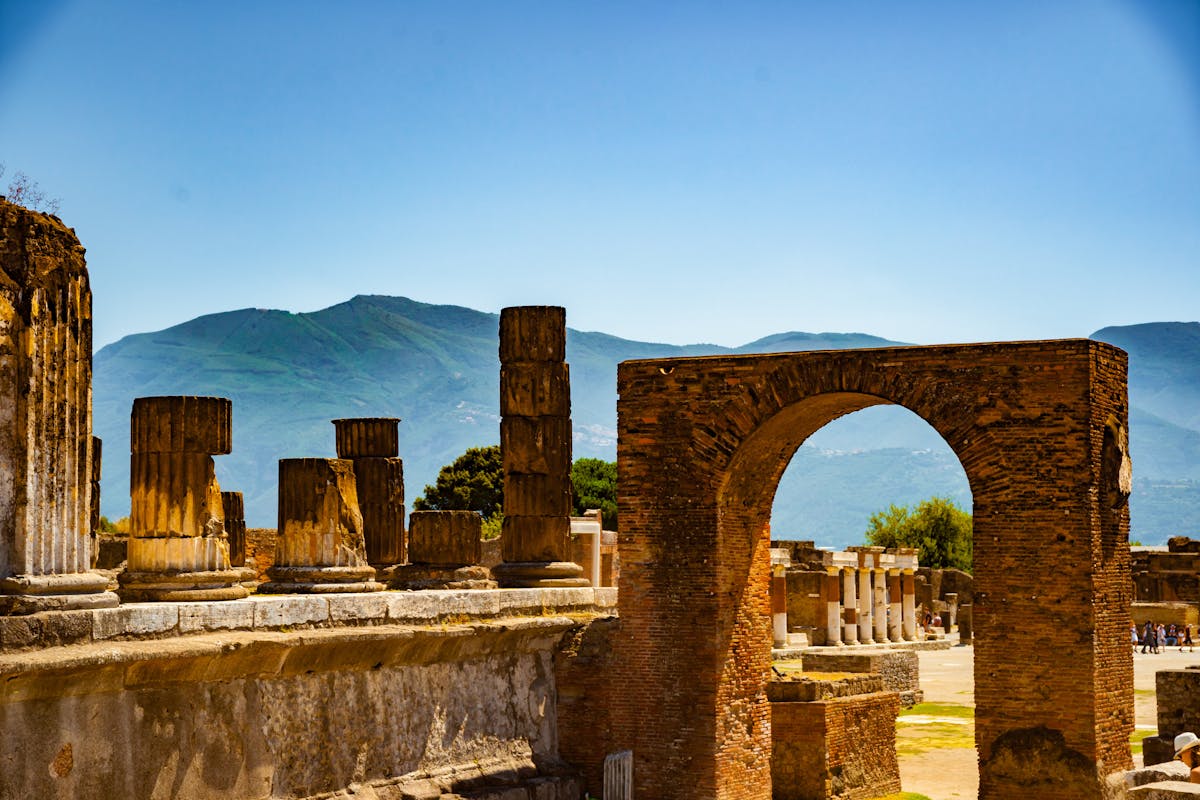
[0,587,618,653]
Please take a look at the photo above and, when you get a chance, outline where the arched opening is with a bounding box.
[611,341,1132,800]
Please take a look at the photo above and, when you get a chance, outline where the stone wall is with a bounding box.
[800,649,923,707]
[555,615,620,793]
[0,588,614,800]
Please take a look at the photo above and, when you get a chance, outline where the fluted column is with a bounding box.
[857,565,874,644]
[493,306,587,587]
[842,566,858,645]
[261,458,382,593]
[873,568,888,643]
[332,418,406,568]
[902,568,917,641]
[0,200,116,613]
[825,569,842,646]
[887,569,903,642]
[120,396,247,602]
[388,510,496,590]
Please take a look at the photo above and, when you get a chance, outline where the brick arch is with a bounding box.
[612,340,1132,800]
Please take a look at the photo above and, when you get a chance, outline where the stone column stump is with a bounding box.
[387,510,496,590]
[493,306,587,588]
[222,490,258,588]
[119,396,247,602]
[0,200,117,613]
[332,418,406,570]
[260,458,382,593]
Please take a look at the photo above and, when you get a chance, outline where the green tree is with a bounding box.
[571,458,617,530]
[865,496,972,572]
[413,445,503,519]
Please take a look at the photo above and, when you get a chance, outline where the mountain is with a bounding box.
[92,298,1200,546]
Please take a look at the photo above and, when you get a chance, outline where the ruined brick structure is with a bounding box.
[0,200,115,613]
[494,306,587,587]
[612,341,1133,800]
[1132,538,1200,603]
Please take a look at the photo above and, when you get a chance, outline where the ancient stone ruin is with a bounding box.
[493,305,588,588]
[261,457,383,593]
[389,509,496,589]
[119,396,248,601]
[332,417,406,568]
[0,200,115,613]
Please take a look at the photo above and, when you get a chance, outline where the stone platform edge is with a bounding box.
[0,586,618,652]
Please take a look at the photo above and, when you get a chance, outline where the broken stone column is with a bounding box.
[493,306,587,588]
[120,396,247,602]
[387,510,496,589]
[873,567,888,643]
[260,458,382,593]
[0,200,117,613]
[222,490,257,588]
[886,567,903,642]
[824,569,842,646]
[332,417,406,570]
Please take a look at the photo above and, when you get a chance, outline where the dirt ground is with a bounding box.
[898,638,1200,800]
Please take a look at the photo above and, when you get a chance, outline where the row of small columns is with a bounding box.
[824,548,919,645]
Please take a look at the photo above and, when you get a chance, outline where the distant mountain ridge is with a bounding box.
[92,296,1200,546]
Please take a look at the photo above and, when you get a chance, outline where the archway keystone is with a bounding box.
[612,340,1132,800]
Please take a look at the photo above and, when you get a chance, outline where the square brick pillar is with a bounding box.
[0,200,116,613]
[119,396,247,602]
[493,306,587,588]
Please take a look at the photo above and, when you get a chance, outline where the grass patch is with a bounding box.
[899,702,975,719]
[1131,728,1154,756]
[875,793,934,800]
[1135,688,1155,697]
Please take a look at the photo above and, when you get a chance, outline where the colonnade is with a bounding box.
[823,547,919,645]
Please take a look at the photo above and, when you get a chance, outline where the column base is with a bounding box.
[236,565,259,590]
[259,564,383,594]
[383,564,497,591]
[492,561,590,588]
[0,572,120,614]
[118,569,249,602]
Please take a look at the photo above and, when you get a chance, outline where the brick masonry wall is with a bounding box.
[1155,668,1200,737]
[770,691,901,800]
[244,527,277,583]
[554,616,619,795]
[612,340,1132,800]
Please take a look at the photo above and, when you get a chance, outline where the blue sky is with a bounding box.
[2,0,1197,350]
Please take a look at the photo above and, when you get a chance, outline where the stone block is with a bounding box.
[177,600,256,633]
[0,614,41,649]
[131,396,232,454]
[382,589,500,623]
[327,592,389,624]
[222,490,246,567]
[1157,669,1200,737]
[354,456,406,565]
[92,604,181,640]
[1144,735,1176,767]
[332,417,400,459]
[36,609,94,647]
[499,305,566,363]
[501,516,570,563]
[503,472,572,517]
[499,364,570,417]
[251,595,330,628]
[500,416,572,475]
[408,510,482,566]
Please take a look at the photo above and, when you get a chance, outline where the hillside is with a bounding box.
[92,298,1200,546]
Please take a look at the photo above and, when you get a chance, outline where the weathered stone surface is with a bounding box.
[263,459,381,593]
[504,473,572,518]
[407,511,483,567]
[130,395,232,454]
[0,200,114,612]
[799,649,923,706]
[500,416,572,475]
[499,306,566,363]
[610,341,1133,800]
[333,417,400,459]
[499,363,571,417]
[500,517,571,564]
[353,456,406,566]
[0,618,580,800]
[1156,668,1200,741]
[221,490,246,566]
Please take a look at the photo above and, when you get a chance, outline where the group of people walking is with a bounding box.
[1133,620,1195,653]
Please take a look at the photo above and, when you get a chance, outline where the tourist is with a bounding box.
[1168,623,1179,647]
[1183,625,1195,653]
[1132,624,1140,652]
[1158,623,1168,654]
[1175,732,1200,783]
[1143,621,1154,654]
